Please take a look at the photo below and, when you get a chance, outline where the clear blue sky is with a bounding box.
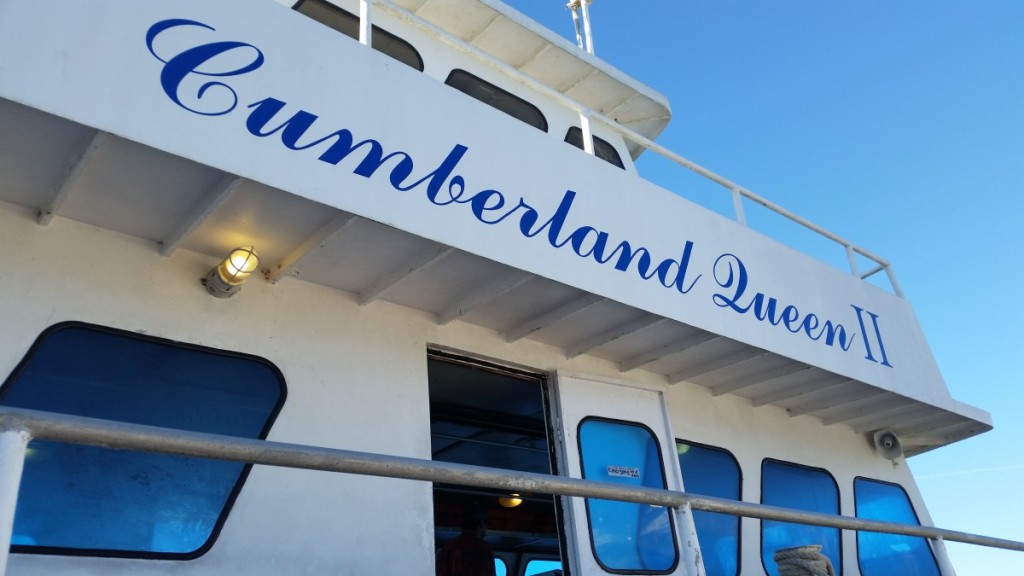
[507,1,1024,573]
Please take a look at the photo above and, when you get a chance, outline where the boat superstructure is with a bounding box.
[0,0,1009,575]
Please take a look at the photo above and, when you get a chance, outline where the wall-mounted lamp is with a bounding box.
[201,246,260,298]
[497,493,523,508]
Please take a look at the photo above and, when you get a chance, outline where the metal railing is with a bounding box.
[355,0,904,297]
[0,407,1021,575]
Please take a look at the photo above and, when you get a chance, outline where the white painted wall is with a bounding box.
[0,203,438,575]
[0,200,940,574]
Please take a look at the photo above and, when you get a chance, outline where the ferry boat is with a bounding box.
[0,1,1015,575]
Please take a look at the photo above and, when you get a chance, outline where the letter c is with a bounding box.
[146,19,264,116]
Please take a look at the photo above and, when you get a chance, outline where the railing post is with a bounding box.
[568,1,584,50]
[675,503,708,576]
[359,0,372,46]
[932,536,958,575]
[580,111,595,155]
[579,0,594,54]
[0,428,30,576]
[885,264,905,298]
[731,187,747,226]
[845,244,860,278]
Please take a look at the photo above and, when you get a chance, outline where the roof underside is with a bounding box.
[0,98,989,456]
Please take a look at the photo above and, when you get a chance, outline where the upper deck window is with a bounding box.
[854,478,939,576]
[677,441,740,576]
[445,69,548,132]
[1,322,286,558]
[761,459,842,576]
[564,127,625,169]
[294,0,424,71]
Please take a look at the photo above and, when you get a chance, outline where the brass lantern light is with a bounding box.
[202,246,260,298]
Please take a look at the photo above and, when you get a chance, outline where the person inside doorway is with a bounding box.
[436,514,496,576]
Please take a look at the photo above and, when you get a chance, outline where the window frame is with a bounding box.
[522,555,564,576]
[445,69,549,133]
[759,458,843,576]
[676,439,742,576]
[576,416,680,575]
[564,126,626,169]
[1,321,287,560]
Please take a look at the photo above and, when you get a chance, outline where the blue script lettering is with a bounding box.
[851,305,892,367]
[237,92,703,290]
[144,19,891,360]
[141,20,705,313]
[245,97,471,205]
[247,97,416,188]
[712,254,855,350]
[468,189,507,223]
[146,19,264,116]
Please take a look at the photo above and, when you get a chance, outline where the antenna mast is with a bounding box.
[566,0,595,55]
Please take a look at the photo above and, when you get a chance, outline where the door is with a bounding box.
[550,374,704,576]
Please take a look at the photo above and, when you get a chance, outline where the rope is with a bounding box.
[773,545,835,576]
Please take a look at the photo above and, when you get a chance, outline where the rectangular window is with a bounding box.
[2,322,286,558]
[578,418,678,573]
[854,478,940,576]
[677,441,740,576]
[761,459,842,576]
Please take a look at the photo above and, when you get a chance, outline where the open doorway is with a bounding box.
[428,350,565,576]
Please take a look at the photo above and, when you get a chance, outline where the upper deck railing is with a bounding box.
[0,407,1020,575]
[361,0,904,297]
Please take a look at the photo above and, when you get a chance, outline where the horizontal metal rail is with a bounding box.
[368,1,902,296]
[1,407,1021,554]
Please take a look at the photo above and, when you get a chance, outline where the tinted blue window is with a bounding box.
[854,478,939,576]
[761,460,841,576]
[677,442,740,576]
[1,323,285,557]
[495,557,507,576]
[578,419,677,573]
